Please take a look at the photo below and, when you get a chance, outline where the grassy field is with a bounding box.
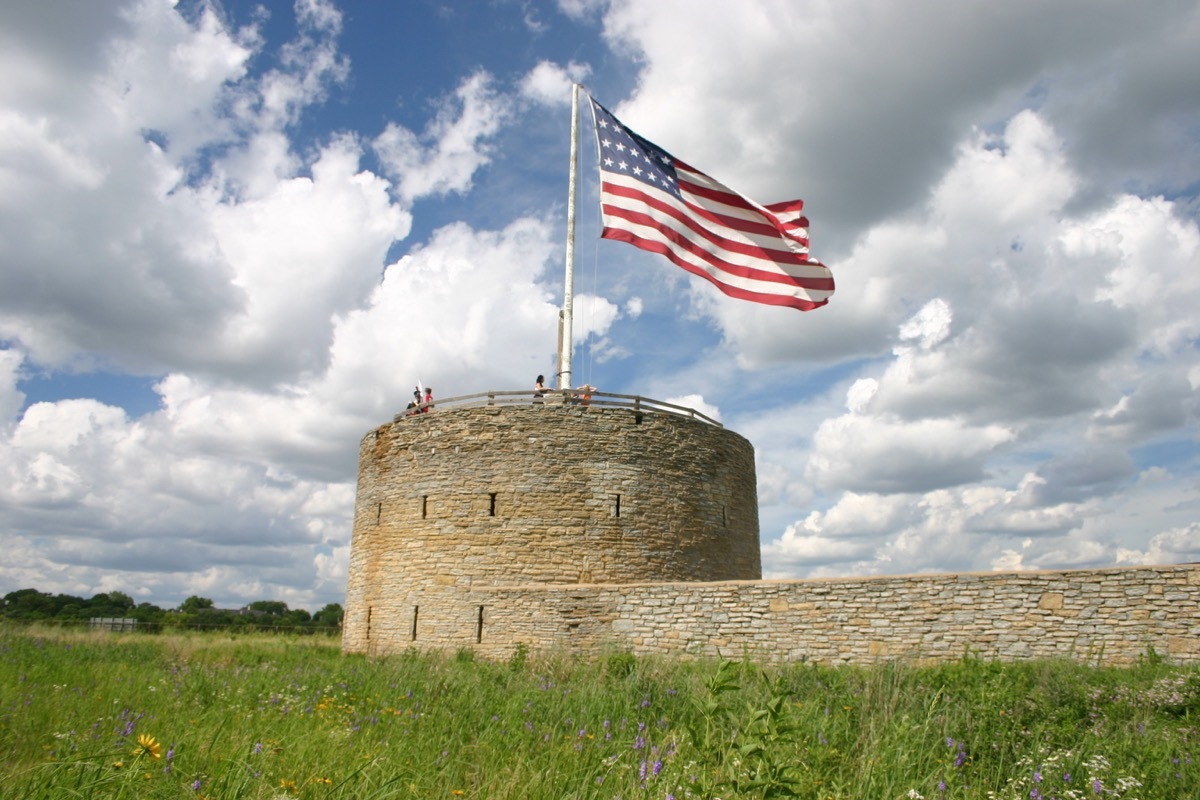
[0,625,1197,799]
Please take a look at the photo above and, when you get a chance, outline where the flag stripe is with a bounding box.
[601,187,832,285]
[601,204,834,292]
[676,170,811,246]
[602,170,828,278]
[588,95,833,311]
[602,228,831,311]
[601,177,816,269]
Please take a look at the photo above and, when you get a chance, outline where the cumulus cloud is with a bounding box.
[519,60,592,106]
[373,72,508,202]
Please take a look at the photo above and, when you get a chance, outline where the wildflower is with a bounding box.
[113,761,125,769]
[653,759,664,777]
[907,790,925,799]
[132,733,162,760]
[191,779,202,791]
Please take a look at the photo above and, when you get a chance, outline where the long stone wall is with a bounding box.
[378,564,1200,665]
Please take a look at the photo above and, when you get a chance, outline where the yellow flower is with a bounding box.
[112,761,125,769]
[133,733,162,759]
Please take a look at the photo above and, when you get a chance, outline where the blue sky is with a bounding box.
[2,0,1198,611]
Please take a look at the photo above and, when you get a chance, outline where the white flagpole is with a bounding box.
[558,83,580,391]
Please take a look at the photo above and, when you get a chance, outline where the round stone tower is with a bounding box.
[342,396,760,654]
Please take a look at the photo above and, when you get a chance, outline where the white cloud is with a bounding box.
[807,383,1017,496]
[663,394,720,424]
[519,60,592,106]
[1117,523,1200,565]
[373,72,508,202]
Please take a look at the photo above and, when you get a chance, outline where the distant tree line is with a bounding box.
[0,588,344,632]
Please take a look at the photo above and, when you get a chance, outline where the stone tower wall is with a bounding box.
[342,404,761,654]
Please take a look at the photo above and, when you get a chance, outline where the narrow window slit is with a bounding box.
[489,492,497,516]
[375,502,382,524]
[421,495,427,519]
[613,494,622,518]
[411,606,419,641]
[476,605,484,643]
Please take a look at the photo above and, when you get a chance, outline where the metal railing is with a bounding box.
[394,389,722,427]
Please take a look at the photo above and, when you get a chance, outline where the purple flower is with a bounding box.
[938,780,947,793]
[253,742,263,755]
[1034,770,1042,783]
[639,760,647,781]
[1092,778,1103,794]
[633,735,646,750]
[653,759,663,777]
[191,779,202,791]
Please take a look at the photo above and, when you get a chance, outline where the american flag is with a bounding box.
[588,95,834,311]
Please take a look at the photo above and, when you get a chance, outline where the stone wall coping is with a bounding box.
[478,562,1198,592]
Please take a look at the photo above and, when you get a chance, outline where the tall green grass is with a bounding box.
[1,625,1196,799]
